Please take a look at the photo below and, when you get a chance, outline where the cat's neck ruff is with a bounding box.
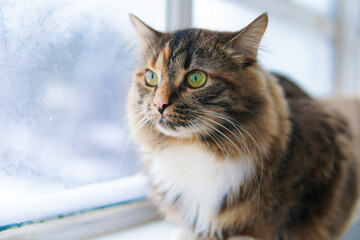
[148,142,253,235]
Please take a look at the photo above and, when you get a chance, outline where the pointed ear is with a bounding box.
[227,13,268,60]
[129,14,162,47]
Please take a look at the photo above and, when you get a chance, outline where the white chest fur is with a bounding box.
[148,144,253,235]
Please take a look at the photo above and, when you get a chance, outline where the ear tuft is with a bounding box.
[129,14,162,46]
[227,13,268,60]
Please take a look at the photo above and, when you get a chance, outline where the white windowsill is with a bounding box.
[0,174,148,228]
[92,220,174,240]
[0,201,159,240]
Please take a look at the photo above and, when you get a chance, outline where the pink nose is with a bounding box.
[153,95,169,114]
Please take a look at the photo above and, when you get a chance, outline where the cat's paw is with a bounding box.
[170,228,193,240]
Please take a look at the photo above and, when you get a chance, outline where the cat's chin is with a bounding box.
[155,122,194,138]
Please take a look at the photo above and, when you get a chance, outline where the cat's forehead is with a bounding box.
[166,29,231,61]
[149,30,230,63]
[146,29,234,85]
[151,30,207,66]
[149,41,185,87]
[168,29,233,49]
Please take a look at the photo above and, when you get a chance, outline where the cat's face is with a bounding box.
[128,14,268,140]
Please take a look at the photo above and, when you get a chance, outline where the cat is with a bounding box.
[127,13,359,240]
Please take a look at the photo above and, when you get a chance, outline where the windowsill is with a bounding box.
[92,220,174,240]
[0,174,148,230]
[0,201,159,240]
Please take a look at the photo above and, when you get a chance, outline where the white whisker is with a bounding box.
[191,32,219,58]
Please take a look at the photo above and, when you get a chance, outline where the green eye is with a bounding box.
[186,70,207,88]
[145,70,158,87]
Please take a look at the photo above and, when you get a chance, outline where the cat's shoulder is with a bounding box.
[271,72,311,99]
[271,72,350,136]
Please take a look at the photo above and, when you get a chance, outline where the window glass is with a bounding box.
[0,0,166,203]
[193,0,333,97]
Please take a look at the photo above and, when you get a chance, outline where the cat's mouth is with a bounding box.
[158,117,176,130]
[155,117,194,138]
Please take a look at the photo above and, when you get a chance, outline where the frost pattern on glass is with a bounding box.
[0,0,165,202]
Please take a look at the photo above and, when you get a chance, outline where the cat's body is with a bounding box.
[127,14,359,240]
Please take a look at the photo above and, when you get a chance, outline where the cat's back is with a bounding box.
[271,73,359,239]
[273,73,350,140]
[272,73,310,99]
[273,73,354,171]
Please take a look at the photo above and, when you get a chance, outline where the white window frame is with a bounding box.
[166,0,192,31]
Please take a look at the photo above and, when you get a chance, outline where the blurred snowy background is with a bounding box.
[0,0,166,202]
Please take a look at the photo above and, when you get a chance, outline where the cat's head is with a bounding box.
[128,13,273,150]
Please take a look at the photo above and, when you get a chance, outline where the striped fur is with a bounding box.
[127,14,359,240]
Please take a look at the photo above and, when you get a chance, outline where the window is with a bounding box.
[0,0,165,229]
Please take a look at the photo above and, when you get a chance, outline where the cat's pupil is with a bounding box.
[194,73,198,81]
[151,72,155,79]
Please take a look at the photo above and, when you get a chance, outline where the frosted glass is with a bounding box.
[0,0,166,201]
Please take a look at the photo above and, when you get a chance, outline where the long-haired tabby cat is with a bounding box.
[127,13,359,240]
